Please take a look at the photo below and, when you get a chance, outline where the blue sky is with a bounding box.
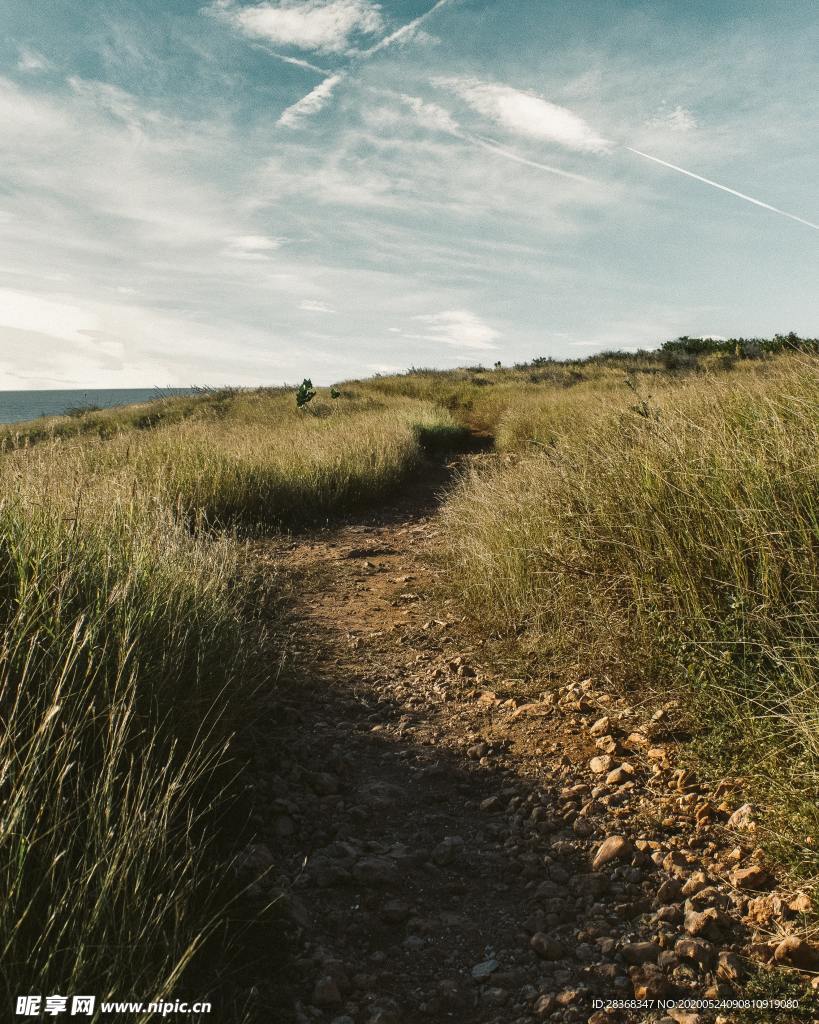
[0,0,816,387]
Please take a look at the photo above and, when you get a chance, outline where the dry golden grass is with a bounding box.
[440,353,819,878]
[0,386,458,1011]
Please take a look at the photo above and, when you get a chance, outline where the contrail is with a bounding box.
[257,49,330,75]
[467,133,595,184]
[275,0,459,127]
[360,0,458,57]
[626,147,819,231]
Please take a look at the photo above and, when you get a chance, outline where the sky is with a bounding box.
[0,0,816,388]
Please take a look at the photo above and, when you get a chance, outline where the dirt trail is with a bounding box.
[247,458,814,1024]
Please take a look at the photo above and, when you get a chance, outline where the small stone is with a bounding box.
[675,937,716,970]
[606,763,635,786]
[745,893,784,925]
[630,964,670,999]
[471,958,499,981]
[681,872,708,896]
[481,986,507,1006]
[530,932,565,960]
[509,702,549,721]
[625,731,649,749]
[308,771,339,796]
[367,1004,400,1024]
[717,950,744,981]
[621,941,661,965]
[353,856,398,887]
[656,878,682,904]
[380,900,410,924]
[662,851,690,878]
[729,864,770,890]
[592,835,633,870]
[480,796,501,813]
[772,935,819,971]
[533,994,555,1018]
[432,836,464,866]
[595,735,619,754]
[590,717,611,736]
[726,803,755,830]
[684,908,725,941]
[590,755,613,774]
[312,976,342,1008]
[274,815,296,838]
[668,1013,701,1024]
[656,905,682,924]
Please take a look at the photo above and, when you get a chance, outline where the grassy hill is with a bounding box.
[0,333,816,1016]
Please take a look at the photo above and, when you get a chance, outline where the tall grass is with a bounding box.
[441,355,819,875]
[0,386,461,1012]
[0,483,251,1010]
[138,396,462,531]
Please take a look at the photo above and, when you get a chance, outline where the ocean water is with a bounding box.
[0,388,196,425]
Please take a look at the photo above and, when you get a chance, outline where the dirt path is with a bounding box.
[246,459,814,1024]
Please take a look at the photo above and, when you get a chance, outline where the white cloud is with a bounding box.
[299,299,336,312]
[67,76,167,132]
[435,76,612,153]
[412,309,499,350]
[226,234,284,258]
[17,47,52,73]
[397,94,458,134]
[278,73,343,126]
[645,104,698,132]
[213,0,383,54]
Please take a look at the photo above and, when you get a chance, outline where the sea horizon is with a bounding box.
[0,387,200,425]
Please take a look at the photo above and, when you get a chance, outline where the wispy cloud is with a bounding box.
[411,309,499,350]
[67,76,168,132]
[211,0,383,54]
[644,104,698,132]
[226,234,284,259]
[17,47,52,73]
[396,93,459,134]
[436,76,612,153]
[278,72,343,126]
[299,298,336,312]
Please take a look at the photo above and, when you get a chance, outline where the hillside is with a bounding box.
[0,335,817,1023]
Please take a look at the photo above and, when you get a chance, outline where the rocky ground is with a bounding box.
[238,458,818,1024]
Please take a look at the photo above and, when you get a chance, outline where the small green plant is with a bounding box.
[330,387,341,400]
[296,378,316,408]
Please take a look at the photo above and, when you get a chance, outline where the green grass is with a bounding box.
[0,486,254,1012]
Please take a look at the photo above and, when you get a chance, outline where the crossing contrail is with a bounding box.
[626,147,819,231]
[359,0,458,57]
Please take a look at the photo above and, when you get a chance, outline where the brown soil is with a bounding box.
[241,456,815,1024]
